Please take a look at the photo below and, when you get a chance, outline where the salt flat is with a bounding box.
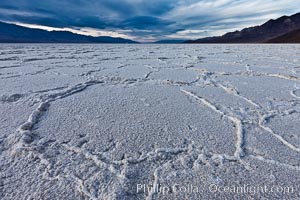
[0,44,300,199]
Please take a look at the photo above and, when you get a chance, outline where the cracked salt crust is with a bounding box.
[0,44,300,199]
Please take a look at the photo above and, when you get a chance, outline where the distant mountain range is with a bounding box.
[0,21,138,43]
[268,28,300,43]
[154,39,186,44]
[1,12,300,44]
[186,12,300,43]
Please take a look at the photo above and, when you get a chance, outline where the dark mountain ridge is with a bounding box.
[186,13,300,43]
[0,21,138,43]
[268,28,300,43]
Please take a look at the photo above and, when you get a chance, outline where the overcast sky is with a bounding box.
[0,0,299,42]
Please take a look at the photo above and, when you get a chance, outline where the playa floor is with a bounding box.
[1,44,300,199]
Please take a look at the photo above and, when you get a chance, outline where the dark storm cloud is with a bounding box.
[0,0,175,28]
[0,0,299,41]
[120,16,173,29]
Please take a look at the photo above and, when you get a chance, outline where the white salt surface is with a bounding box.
[0,44,300,199]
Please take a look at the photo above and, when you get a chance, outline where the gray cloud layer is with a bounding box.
[0,0,299,41]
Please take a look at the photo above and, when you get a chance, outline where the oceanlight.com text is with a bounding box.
[136,183,297,196]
